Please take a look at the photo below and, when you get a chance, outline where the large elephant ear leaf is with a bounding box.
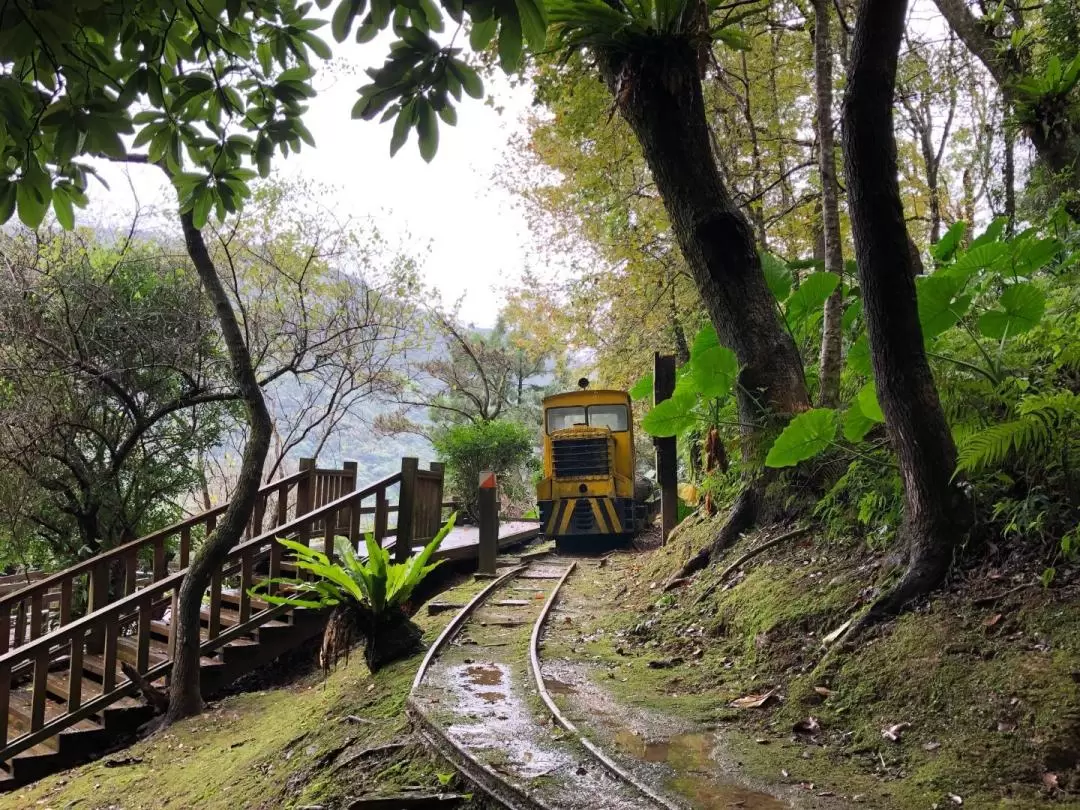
[765,408,839,468]
[784,272,840,327]
[689,323,738,399]
[977,282,1046,340]
[760,251,792,301]
[641,394,696,437]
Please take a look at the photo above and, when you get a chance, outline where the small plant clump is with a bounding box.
[253,514,457,672]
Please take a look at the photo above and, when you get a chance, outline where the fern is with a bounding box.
[956,391,1080,475]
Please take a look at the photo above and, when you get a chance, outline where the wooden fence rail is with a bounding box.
[0,458,446,765]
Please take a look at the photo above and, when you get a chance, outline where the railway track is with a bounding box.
[408,556,683,810]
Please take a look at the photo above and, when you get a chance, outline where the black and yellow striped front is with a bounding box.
[539,497,634,538]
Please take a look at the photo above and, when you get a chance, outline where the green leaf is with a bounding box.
[0,182,17,225]
[497,11,523,71]
[765,408,839,468]
[470,17,497,51]
[931,221,966,262]
[389,103,412,156]
[760,251,792,302]
[642,394,696,437]
[784,271,840,325]
[52,186,75,230]
[846,333,872,376]
[856,383,885,422]
[842,405,876,442]
[332,0,365,42]
[970,216,1007,250]
[689,324,737,399]
[515,0,548,50]
[416,99,438,162]
[16,178,50,229]
[629,372,653,401]
[449,59,483,99]
[977,282,1046,340]
[916,273,971,338]
[946,242,1010,281]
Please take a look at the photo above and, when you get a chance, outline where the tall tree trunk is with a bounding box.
[843,0,970,624]
[166,212,272,723]
[599,39,810,458]
[1003,129,1016,235]
[813,0,845,409]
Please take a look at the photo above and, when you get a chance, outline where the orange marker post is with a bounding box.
[478,471,498,576]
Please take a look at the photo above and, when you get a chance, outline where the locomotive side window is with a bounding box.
[588,405,629,432]
[546,406,587,432]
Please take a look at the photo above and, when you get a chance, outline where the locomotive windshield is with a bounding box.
[545,404,628,433]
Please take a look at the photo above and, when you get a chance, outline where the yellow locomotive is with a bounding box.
[536,382,649,547]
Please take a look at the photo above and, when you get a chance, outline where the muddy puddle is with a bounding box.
[614,729,787,809]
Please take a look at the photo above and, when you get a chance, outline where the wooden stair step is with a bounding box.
[44,672,148,710]
[7,689,105,735]
[199,606,291,631]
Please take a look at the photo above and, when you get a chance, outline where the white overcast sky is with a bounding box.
[87,33,545,329]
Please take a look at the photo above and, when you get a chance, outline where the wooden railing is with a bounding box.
[0,462,356,657]
[0,458,445,763]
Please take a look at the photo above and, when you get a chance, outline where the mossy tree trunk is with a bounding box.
[842,0,970,625]
[597,36,810,460]
[166,213,272,723]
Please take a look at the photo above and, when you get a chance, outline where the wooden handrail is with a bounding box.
[0,468,409,761]
[0,468,310,613]
[0,461,454,764]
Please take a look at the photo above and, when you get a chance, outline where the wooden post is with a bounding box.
[654,353,678,545]
[343,460,358,491]
[396,457,418,563]
[430,462,446,526]
[477,471,498,576]
[296,458,315,518]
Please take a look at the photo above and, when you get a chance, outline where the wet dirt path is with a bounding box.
[409,557,669,810]
[536,559,841,810]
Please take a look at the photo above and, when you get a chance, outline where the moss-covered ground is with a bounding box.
[0,575,498,810]
[9,524,1080,810]
[543,518,1080,809]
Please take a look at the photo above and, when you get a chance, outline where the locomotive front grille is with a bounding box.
[552,437,609,478]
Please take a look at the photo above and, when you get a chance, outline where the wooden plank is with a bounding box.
[374,490,389,544]
[239,550,253,624]
[276,479,289,528]
[68,636,83,712]
[324,506,336,564]
[31,650,49,730]
[396,458,418,563]
[208,570,222,641]
[180,525,191,568]
[0,603,9,655]
[137,597,152,671]
[29,592,42,641]
[124,550,137,596]
[0,662,8,745]
[153,539,167,582]
[102,615,118,693]
[59,579,72,627]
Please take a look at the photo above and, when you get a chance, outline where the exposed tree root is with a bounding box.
[694,525,810,605]
[664,482,761,590]
[841,550,954,642]
[121,661,169,714]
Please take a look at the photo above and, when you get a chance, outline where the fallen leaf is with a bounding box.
[813,686,835,698]
[822,619,853,645]
[923,741,941,751]
[997,720,1016,733]
[730,688,778,709]
[781,769,790,778]
[947,793,963,805]
[1042,772,1059,791]
[793,717,821,736]
[983,613,1004,628]
[755,738,769,745]
[882,722,911,742]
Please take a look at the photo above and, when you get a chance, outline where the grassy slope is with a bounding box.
[0,576,494,810]
[546,516,1080,809]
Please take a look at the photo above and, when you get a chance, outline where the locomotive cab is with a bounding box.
[537,387,647,549]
